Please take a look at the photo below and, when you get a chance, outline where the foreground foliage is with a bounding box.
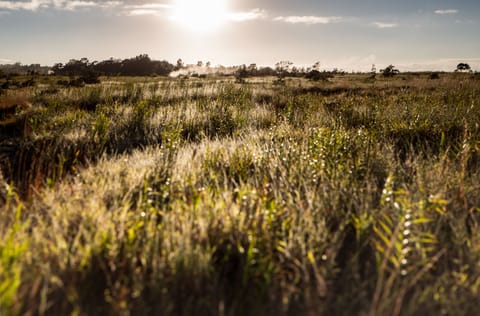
[1,74,479,315]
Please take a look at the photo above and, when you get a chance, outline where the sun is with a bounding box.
[171,0,228,32]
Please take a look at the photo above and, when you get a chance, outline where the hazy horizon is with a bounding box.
[1,0,479,71]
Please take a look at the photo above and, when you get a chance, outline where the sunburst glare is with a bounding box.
[171,0,228,32]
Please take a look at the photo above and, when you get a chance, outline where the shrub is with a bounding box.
[381,65,400,77]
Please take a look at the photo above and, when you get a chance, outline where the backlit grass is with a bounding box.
[1,74,479,315]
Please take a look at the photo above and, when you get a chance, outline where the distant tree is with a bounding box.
[94,58,122,76]
[290,66,300,77]
[381,65,399,77]
[234,64,248,83]
[176,58,184,70]
[152,60,175,76]
[121,54,152,76]
[65,58,90,76]
[197,61,203,67]
[305,70,323,81]
[51,54,174,78]
[68,58,100,83]
[456,63,471,72]
[256,66,276,77]
[206,61,211,68]
[52,58,98,83]
[51,63,64,75]
[275,60,293,79]
[118,54,173,76]
[305,70,333,81]
[368,64,377,79]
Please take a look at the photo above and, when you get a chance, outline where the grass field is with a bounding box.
[1,73,479,315]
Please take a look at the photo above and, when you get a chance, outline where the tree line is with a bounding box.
[1,54,475,83]
[52,54,175,78]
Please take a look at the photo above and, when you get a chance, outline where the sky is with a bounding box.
[0,0,479,71]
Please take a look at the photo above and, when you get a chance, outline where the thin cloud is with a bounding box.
[125,9,161,16]
[123,2,173,16]
[124,5,266,21]
[123,3,172,10]
[0,2,284,25]
[227,8,266,22]
[434,9,458,15]
[0,0,49,11]
[57,0,121,10]
[63,1,97,10]
[372,22,398,28]
[274,15,341,25]
[0,0,121,11]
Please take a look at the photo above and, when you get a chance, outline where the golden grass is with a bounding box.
[0,74,479,315]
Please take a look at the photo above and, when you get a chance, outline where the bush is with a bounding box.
[381,65,399,77]
[80,72,100,84]
[305,70,332,81]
